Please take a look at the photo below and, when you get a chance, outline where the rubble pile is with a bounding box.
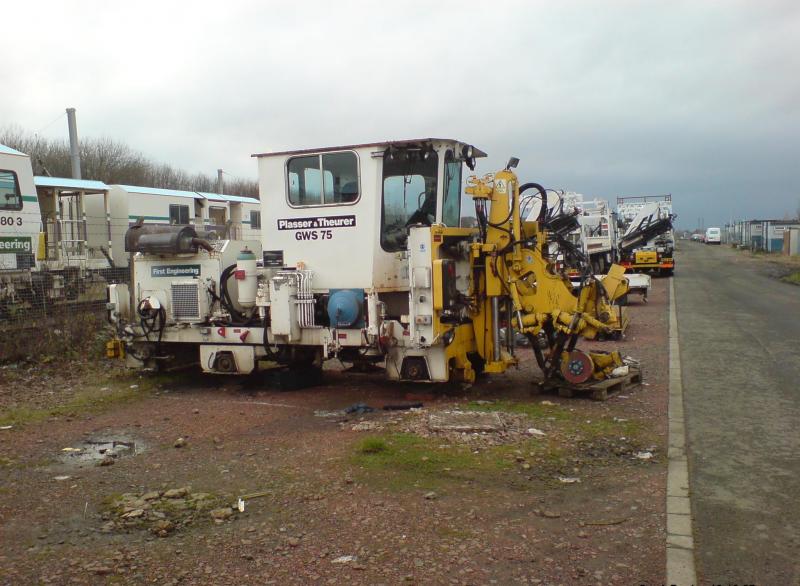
[101,487,232,536]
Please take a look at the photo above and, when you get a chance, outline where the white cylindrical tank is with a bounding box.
[236,248,258,309]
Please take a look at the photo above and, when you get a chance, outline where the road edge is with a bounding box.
[666,276,698,585]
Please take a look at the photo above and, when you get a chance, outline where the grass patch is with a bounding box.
[577,417,644,440]
[0,377,166,428]
[351,433,510,491]
[356,437,390,454]
[781,271,800,285]
[465,400,571,421]
[351,406,656,492]
[467,400,646,442]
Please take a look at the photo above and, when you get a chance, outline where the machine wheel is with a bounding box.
[560,350,594,384]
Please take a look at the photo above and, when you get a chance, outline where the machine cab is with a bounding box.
[254,139,485,293]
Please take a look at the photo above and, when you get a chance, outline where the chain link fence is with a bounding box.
[0,267,129,361]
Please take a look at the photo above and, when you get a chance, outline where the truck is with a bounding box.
[108,138,632,386]
[616,195,675,276]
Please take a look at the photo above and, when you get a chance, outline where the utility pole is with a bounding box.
[217,169,224,195]
[66,107,81,179]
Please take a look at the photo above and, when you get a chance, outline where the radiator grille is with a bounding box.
[171,283,200,320]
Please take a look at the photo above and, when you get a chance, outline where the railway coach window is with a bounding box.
[169,204,190,225]
[287,151,359,207]
[0,170,22,211]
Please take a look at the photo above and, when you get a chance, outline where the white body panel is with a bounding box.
[0,148,40,273]
[258,146,397,291]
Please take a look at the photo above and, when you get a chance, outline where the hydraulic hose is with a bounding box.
[519,183,548,226]
[219,264,258,326]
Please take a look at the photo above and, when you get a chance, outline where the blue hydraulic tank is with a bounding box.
[327,289,365,328]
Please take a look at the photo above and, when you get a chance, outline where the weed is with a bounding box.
[356,437,389,454]
[351,433,510,491]
[781,271,800,285]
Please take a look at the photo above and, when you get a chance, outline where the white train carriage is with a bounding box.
[105,186,261,267]
[0,145,40,309]
[195,192,261,240]
[107,185,207,267]
[35,176,115,270]
[1,143,261,317]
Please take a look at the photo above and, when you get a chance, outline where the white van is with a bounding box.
[705,227,721,244]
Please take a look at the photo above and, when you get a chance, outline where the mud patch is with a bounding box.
[58,432,144,467]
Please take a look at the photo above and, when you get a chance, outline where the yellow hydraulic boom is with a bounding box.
[433,160,628,384]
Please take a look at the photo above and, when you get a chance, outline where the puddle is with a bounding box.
[58,432,144,467]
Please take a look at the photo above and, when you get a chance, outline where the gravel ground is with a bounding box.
[0,277,670,585]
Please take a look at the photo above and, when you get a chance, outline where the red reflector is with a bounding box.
[433,234,442,242]
[338,333,347,339]
[234,270,246,280]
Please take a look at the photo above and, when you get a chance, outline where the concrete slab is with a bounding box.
[667,512,693,536]
[667,534,695,550]
[666,546,697,586]
[667,495,691,515]
[427,411,505,433]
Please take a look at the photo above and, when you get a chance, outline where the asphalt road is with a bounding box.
[675,243,800,585]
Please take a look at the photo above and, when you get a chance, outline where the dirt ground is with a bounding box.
[0,278,670,586]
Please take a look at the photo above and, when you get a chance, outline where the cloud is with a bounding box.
[2,0,799,225]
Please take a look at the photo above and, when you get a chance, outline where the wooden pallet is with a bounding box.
[534,367,643,401]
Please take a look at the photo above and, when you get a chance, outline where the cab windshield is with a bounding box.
[0,170,22,211]
[380,149,438,252]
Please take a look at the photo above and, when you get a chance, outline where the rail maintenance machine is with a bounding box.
[108,139,631,386]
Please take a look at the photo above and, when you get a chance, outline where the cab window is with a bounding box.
[287,152,359,206]
[380,149,438,252]
[0,170,22,211]
[442,150,462,227]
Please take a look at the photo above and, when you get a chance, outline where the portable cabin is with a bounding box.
[764,220,800,252]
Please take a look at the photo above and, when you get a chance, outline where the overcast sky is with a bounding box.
[3,0,799,228]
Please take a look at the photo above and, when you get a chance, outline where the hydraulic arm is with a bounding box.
[461,162,629,382]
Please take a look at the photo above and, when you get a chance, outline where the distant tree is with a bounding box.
[0,126,259,198]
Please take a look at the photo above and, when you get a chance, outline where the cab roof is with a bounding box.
[251,138,487,159]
